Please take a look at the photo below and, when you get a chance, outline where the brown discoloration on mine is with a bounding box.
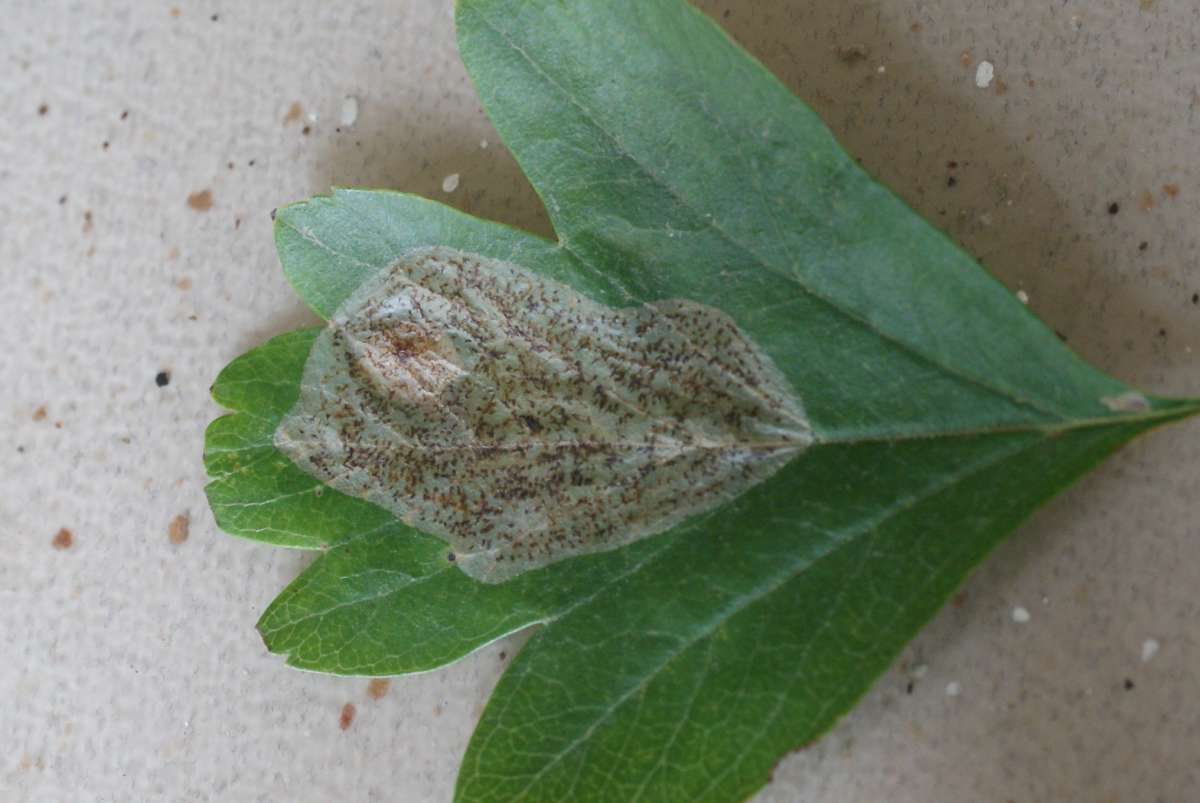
[32,406,47,422]
[276,248,811,583]
[52,528,73,550]
[367,679,390,700]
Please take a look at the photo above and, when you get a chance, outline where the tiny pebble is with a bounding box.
[340,95,359,127]
[1016,290,1029,304]
[480,139,489,149]
[442,173,460,193]
[877,65,886,74]
[1141,638,1160,663]
[975,61,995,89]
[1012,606,1030,623]
[945,681,961,697]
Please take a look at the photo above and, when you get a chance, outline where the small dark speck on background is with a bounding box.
[1108,202,1120,215]
[269,208,276,220]
[1158,328,1167,337]
[211,13,219,21]
[447,551,456,562]
[947,176,958,188]
[1124,678,1135,690]
[301,125,311,136]
[339,703,356,730]
[52,528,73,550]
[120,110,129,120]
[155,370,171,387]
[101,141,109,151]
[1192,293,1198,305]
[58,195,67,205]
[499,651,507,661]
[906,681,914,694]
[835,43,870,65]
[37,103,48,115]
[1139,241,1149,251]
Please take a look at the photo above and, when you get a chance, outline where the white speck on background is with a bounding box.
[945,681,961,697]
[442,173,460,193]
[976,61,995,89]
[480,139,488,149]
[877,65,886,74]
[340,95,359,127]
[1012,606,1031,623]
[1017,290,1029,304]
[1141,638,1160,663]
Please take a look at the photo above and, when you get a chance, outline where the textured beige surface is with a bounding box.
[2,2,1198,802]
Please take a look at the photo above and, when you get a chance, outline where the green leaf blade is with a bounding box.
[274,189,621,318]
[455,0,1132,437]
[455,419,1161,803]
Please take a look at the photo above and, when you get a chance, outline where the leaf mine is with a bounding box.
[275,247,813,582]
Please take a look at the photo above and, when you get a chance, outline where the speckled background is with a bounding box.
[2,2,1197,802]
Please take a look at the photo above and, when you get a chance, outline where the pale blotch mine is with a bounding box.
[275,247,813,583]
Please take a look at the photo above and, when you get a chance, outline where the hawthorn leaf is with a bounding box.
[202,1,1199,801]
[274,247,812,583]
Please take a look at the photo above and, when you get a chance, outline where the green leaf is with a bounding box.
[202,1,1199,801]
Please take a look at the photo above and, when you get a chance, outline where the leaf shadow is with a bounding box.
[231,304,322,356]
[306,105,555,244]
